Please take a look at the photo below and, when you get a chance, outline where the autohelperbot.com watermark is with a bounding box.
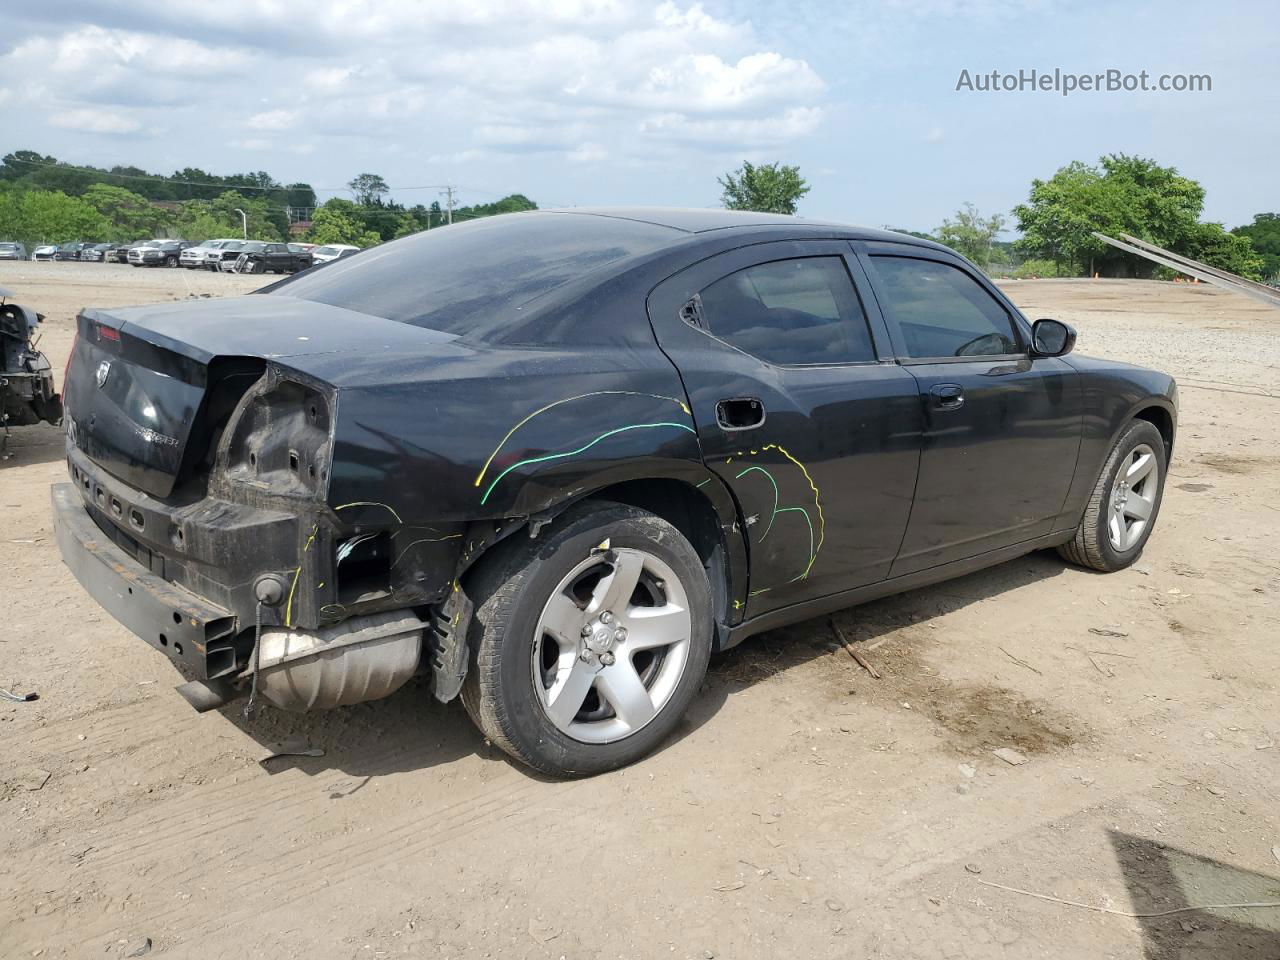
[955,68,1211,96]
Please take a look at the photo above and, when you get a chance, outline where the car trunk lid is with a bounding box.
[66,295,457,499]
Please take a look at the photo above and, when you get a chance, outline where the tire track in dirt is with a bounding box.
[37,766,585,952]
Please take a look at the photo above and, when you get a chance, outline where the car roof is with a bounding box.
[539,206,943,247]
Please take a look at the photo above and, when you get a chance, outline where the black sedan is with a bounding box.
[53,209,1176,777]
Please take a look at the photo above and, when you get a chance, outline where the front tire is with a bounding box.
[1058,419,1167,572]
[461,502,713,777]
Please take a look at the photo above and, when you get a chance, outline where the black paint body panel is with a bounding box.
[56,209,1177,671]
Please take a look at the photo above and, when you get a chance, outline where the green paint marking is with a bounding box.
[735,465,780,540]
[480,422,697,504]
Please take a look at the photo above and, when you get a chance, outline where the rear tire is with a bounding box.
[1058,419,1166,572]
[461,501,713,778]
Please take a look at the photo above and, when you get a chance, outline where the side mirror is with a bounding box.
[1031,318,1076,357]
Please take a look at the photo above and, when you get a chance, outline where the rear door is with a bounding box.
[264,243,288,271]
[648,240,923,616]
[857,242,1082,574]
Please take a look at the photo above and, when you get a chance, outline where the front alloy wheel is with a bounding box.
[461,502,713,777]
[1058,418,1167,571]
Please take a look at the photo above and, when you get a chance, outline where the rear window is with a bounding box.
[271,213,676,337]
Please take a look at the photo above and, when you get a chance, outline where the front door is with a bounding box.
[647,241,923,617]
[858,244,1082,575]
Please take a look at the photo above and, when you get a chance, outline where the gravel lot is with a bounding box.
[1,262,1278,960]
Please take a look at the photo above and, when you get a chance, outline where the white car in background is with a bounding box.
[311,243,360,264]
[31,244,58,262]
[181,239,239,269]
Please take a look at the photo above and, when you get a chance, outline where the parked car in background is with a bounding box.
[31,245,58,262]
[0,242,28,261]
[311,244,360,264]
[181,239,238,269]
[79,243,114,263]
[129,240,191,268]
[56,242,91,261]
[225,241,313,274]
[109,240,151,263]
[208,240,245,271]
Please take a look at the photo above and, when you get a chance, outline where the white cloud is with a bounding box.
[247,110,299,130]
[0,2,828,184]
[640,106,824,146]
[49,109,141,134]
[568,142,609,164]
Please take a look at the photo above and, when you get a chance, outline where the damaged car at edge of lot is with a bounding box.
[51,209,1177,777]
[2,286,62,453]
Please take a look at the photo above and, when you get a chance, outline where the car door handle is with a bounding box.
[929,383,965,410]
[716,397,766,431]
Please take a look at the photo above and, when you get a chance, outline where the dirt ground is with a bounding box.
[1,262,1278,960]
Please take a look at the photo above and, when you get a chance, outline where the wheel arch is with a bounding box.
[1130,402,1175,461]
[582,476,747,640]
[458,469,750,645]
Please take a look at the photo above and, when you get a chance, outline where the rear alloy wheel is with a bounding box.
[461,502,712,777]
[165,255,178,267]
[1058,419,1167,571]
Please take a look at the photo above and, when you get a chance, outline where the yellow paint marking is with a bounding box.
[762,442,825,579]
[333,501,403,523]
[285,524,319,628]
[474,391,692,488]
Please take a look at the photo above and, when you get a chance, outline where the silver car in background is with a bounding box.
[0,242,28,261]
[181,238,238,269]
[311,243,361,264]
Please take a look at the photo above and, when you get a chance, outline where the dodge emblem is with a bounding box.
[96,360,111,388]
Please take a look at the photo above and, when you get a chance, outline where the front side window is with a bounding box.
[870,257,1020,358]
[697,257,876,366]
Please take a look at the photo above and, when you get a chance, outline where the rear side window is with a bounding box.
[869,257,1019,358]
[272,213,676,338]
[697,257,875,366]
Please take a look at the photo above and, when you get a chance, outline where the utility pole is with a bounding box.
[234,208,248,239]
[440,186,456,225]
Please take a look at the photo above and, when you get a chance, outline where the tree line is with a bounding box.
[718,156,1275,282]
[0,151,536,248]
[1,148,1275,282]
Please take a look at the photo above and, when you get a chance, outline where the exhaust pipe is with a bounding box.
[175,677,244,713]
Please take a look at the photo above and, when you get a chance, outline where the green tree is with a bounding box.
[306,199,381,246]
[392,212,420,239]
[718,162,809,215]
[348,173,389,206]
[0,189,111,245]
[172,191,281,242]
[1231,213,1280,278]
[1180,222,1263,279]
[80,183,170,239]
[1013,154,1206,277]
[936,203,1007,270]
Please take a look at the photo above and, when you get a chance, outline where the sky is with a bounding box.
[0,0,1274,235]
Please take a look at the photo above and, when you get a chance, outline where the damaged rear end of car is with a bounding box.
[54,296,478,715]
